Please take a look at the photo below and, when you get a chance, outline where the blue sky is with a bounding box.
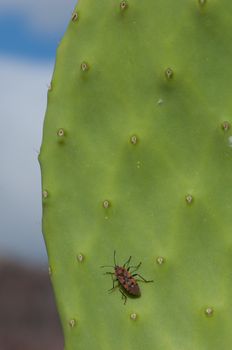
[0,0,76,265]
[0,13,57,60]
[0,0,76,60]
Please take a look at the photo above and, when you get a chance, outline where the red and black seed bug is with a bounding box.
[101,251,153,304]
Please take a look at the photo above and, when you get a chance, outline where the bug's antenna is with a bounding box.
[100,265,114,268]
[114,250,117,266]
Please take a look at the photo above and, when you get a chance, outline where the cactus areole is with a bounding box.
[39,1,232,349]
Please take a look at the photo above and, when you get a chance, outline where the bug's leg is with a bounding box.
[132,273,153,283]
[108,284,119,293]
[119,289,127,305]
[108,275,119,293]
[128,261,142,272]
[103,271,115,275]
[123,255,132,268]
[108,280,119,293]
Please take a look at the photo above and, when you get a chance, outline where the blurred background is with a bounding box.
[0,0,76,348]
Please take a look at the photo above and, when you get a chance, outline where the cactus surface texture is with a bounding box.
[39,1,232,349]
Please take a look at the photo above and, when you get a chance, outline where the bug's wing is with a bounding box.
[129,284,141,296]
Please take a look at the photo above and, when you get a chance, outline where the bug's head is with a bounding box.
[114,265,121,272]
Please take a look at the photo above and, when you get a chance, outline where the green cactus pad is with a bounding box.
[39,0,232,349]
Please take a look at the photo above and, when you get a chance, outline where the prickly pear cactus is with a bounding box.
[39,0,232,349]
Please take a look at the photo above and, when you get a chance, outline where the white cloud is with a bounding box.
[0,55,53,264]
[0,0,77,35]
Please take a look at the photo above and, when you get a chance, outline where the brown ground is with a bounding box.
[0,260,63,350]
